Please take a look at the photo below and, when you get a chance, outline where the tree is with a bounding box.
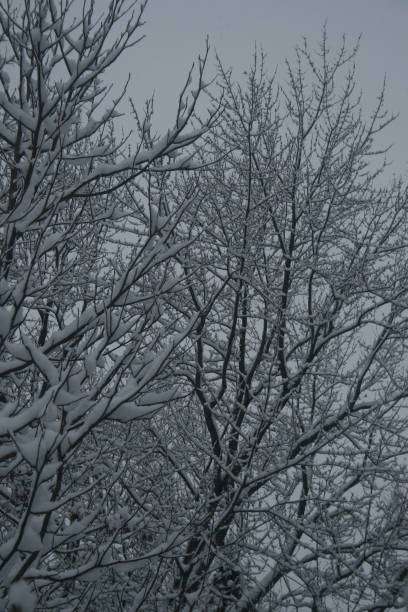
[0,1,215,609]
[146,42,408,610]
[1,2,407,609]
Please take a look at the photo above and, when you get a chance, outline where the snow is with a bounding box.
[79,567,106,582]
[38,232,63,256]
[66,58,77,74]
[0,537,16,558]
[109,317,137,343]
[0,69,10,86]
[0,122,17,146]
[84,348,98,377]
[4,340,31,362]
[0,388,54,435]
[0,278,10,305]
[0,307,12,337]
[21,337,59,385]
[16,438,40,467]
[161,275,182,292]
[0,92,37,131]
[140,389,175,405]
[19,526,43,553]
[109,401,161,422]
[8,580,37,612]
[38,461,61,484]
[403,584,408,607]
[30,27,41,44]
[108,388,175,422]
[66,35,85,54]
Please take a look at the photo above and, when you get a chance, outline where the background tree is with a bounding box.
[152,41,408,611]
[0,1,215,609]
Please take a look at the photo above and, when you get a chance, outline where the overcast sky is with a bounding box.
[109,0,407,177]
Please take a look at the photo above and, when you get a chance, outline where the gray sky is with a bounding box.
[113,0,407,177]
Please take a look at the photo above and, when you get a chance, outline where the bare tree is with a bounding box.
[1,4,407,610]
[149,41,408,611]
[0,1,216,609]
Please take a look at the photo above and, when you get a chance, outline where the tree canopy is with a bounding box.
[0,2,407,611]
